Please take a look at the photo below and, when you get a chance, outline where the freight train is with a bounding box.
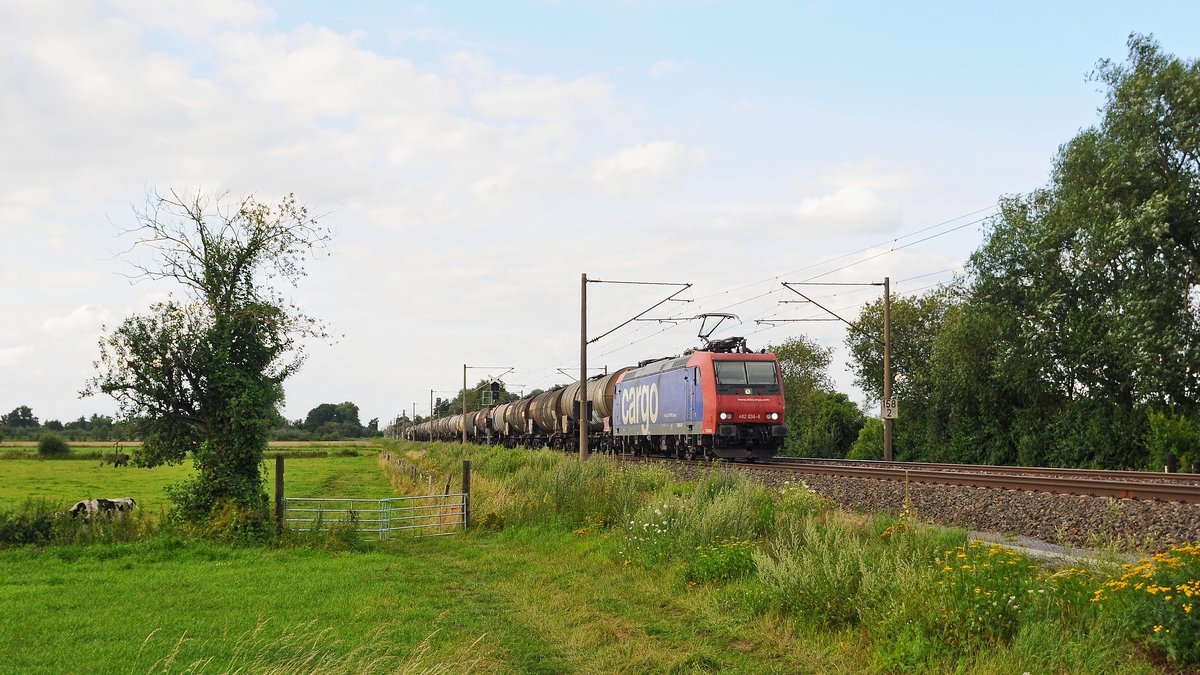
[405,336,788,460]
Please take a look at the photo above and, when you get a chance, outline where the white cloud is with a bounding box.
[472,74,614,122]
[111,0,272,35]
[591,141,709,196]
[788,160,913,233]
[659,159,908,235]
[444,51,495,82]
[822,160,916,191]
[41,305,115,334]
[216,26,461,119]
[732,100,765,115]
[793,185,902,232]
[649,59,686,78]
[0,345,33,368]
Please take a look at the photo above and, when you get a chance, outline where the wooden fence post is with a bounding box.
[462,460,471,530]
[275,454,285,534]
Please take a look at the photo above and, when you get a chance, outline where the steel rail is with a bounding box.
[771,456,1200,483]
[750,461,1200,504]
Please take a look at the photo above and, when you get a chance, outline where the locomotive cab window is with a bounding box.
[714,361,779,386]
[714,361,748,385]
[746,362,778,385]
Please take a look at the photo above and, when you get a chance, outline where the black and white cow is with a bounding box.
[69,497,136,519]
[112,453,130,468]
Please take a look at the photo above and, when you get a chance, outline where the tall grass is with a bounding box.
[0,498,159,546]
[386,439,1185,671]
[139,621,494,674]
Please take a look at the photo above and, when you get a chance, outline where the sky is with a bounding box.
[3,0,1200,427]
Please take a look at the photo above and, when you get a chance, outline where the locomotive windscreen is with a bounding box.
[714,361,778,386]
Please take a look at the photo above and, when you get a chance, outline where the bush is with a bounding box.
[0,499,57,545]
[199,499,272,545]
[1145,409,1199,472]
[846,418,883,460]
[36,433,70,458]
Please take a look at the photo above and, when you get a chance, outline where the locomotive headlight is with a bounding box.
[767,412,780,421]
[719,412,731,420]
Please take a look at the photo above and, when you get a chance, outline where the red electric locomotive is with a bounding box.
[611,336,787,459]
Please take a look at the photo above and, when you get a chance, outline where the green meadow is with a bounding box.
[1,441,1196,672]
[0,529,850,674]
[0,453,391,513]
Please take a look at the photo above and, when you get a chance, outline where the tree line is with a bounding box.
[0,402,383,443]
[0,405,129,442]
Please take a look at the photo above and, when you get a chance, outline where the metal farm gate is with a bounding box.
[273,457,471,539]
[284,493,466,538]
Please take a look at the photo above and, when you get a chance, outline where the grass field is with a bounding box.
[0,441,1188,672]
[0,528,863,674]
[0,453,390,512]
[0,444,855,672]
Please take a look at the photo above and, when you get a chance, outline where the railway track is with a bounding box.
[628,455,1200,504]
[758,458,1200,504]
[772,456,1200,483]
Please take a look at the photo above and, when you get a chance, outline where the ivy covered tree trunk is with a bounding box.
[86,190,330,531]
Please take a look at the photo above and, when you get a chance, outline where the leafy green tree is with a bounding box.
[85,190,330,527]
[770,336,864,457]
[924,304,1028,464]
[964,35,1200,468]
[444,379,517,415]
[1145,409,1200,472]
[793,391,865,458]
[334,402,361,428]
[303,403,339,431]
[303,401,363,437]
[846,287,958,460]
[847,418,883,460]
[1,406,38,428]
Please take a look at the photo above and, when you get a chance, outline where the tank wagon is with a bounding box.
[406,337,787,460]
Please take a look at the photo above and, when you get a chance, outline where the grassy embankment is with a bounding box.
[2,440,1198,672]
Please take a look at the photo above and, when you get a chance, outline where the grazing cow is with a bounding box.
[69,497,136,519]
[112,453,130,468]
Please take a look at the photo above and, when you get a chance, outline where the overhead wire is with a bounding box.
[686,204,995,304]
[429,207,991,400]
